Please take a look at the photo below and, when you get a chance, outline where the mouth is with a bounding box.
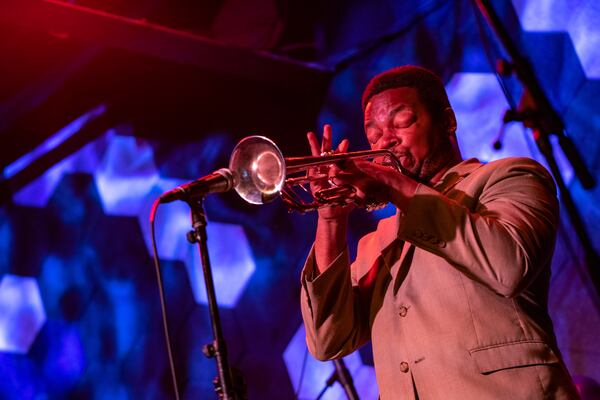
[373,154,407,174]
[394,152,417,175]
[389,152,410,163]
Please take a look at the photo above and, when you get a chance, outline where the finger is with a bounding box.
[348,159,384,177]
[350,159,401,188]
[328,163,342,178]
[350,158,373,171]
[336,157,361,174]
[331,170,358,184]
[321,124,332,153]
[330,172,367,195]
[336,159,380,183]
[338,139,349,153]
[307,132,320,156]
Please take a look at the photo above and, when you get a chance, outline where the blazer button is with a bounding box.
[398,306,408,317]
[414,229,423,238]
[400,361,409,373]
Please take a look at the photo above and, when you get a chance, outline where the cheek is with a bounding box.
[415,139,433,159]
[404,135,430,159]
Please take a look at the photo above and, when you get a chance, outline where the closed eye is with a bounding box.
[366,128,382,144]
[393,109,416,129]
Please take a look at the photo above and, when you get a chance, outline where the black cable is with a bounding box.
[294,344,309,400]
[150,199,181,400]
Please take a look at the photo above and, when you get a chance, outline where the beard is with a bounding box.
[398,153,417,176]
[413,137,455,183]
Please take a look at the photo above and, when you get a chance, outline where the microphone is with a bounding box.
[159,168,234,203]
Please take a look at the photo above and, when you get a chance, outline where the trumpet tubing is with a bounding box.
[228,136,402,212]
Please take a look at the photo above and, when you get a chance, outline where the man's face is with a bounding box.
[363,86,446,180]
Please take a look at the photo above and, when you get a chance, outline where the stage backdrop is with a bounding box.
[1,0,599,399]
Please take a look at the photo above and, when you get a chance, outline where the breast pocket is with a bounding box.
[469,340,559,374]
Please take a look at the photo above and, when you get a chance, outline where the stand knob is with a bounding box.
[203,343,216,358]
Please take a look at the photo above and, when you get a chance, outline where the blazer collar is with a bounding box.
[432,158,483,194]
[372,158,483,260]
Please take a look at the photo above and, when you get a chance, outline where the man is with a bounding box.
[300,66,579,399]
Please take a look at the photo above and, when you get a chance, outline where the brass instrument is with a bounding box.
[228,136,402,212]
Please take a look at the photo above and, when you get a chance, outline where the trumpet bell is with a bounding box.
[228,135,401,212]
[229,136,286,204]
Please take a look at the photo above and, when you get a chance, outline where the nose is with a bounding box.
[379,129,399,149]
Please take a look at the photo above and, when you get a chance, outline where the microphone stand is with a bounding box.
[473,0,600,304]
[186,196,246,399]
[315,358,360,400]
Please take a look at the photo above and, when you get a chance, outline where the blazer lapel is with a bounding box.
[433,158,483,194]
[354,158,483,284]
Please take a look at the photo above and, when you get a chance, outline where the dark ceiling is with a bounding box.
[0,0,333,199]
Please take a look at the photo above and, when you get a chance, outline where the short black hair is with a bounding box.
[361,65,451,119]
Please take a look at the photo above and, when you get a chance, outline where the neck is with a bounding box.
[422,134,463,185]
[427,157,461,185]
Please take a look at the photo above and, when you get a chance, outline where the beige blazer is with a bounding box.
[301,157,580,399]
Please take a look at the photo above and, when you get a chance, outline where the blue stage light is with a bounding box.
[41,320,86,394]
[137,187,256,308]
[0,275,47,354]
[94,135,160,217]
[187,222,256,307]
[513,0,600,78]
[447,72,530,161]
[0,352,43,397]
[3,105,106,180]
[12,129,115,208]
[446,72,574,182]
[283,324,378,400]
[38,250,99,321]
[102,279,145,361]
[11,125,258,308]
[0,209,12,276]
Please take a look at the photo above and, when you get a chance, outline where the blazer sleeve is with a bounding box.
[398,157,559,298]
[300,245,372,360]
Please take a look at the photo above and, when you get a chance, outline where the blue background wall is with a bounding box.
[1,0,599,398]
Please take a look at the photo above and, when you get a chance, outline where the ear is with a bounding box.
[442,107,457,136]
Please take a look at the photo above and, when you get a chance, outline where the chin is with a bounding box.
[400,166,419,180]
[400,159,417,174]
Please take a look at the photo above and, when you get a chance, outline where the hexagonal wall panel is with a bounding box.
[94,134,160,217]
[138,194,256,308]
[445,72,573,182]
[0,275,46,354]
[35,320,87,396]
[12,127,256,308]
[187,222,255,306]
[446,72,532,161]
[284,324,378,400]
[512,0,600,78]
[12,129,115,208]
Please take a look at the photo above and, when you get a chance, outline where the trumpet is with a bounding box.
[228,136,402,212]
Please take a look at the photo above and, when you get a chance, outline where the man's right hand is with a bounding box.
[307,124,353,221]
[307,124,352,274]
